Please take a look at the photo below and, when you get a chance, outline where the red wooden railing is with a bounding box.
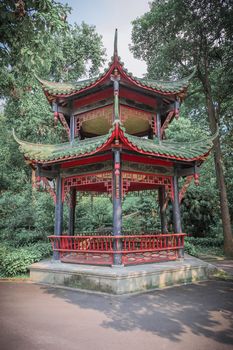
[48,233,186,266]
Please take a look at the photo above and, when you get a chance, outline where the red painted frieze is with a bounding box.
[62,171,113,202]
[121,171,174,199]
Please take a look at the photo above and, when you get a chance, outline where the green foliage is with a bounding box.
[0,186,54,240]
[0,2,106,277]
[186,236,224,248]
[131,0,233,250]
[184,240,198,257]
[0,242,52,277]
[184,236,224,257]
[0,0,71,97]
[72,197,112,233]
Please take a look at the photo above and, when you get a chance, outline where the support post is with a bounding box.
[70,114,75,144]
[112,149,123,265]
[172,170,184,258]
[156,111,161,142]
[53,174,63,260]
[158,187,168,233]
[68,188,76,236]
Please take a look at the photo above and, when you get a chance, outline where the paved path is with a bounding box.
[0,280,233,350]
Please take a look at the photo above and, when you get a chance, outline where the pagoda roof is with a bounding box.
[14,123,215,165]
[36,29,194,101]
[36,70,193,98]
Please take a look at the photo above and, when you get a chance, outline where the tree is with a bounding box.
[0,1,106,251]
[0,0,70,98]
[131,0,233,255]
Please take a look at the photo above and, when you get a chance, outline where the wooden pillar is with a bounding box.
[156,111,161,141]
[53,173,63,260]
[70,114,75,144]
[111,66,122,265]
[68,188,76,236]
[158,187,168,233]
[172,170,184,258]
[112,149,122,265]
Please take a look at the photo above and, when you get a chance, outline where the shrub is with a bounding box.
[11,230,47,247]
[0,242,52,277]
[184,240,198,256]
[186,236,224,247]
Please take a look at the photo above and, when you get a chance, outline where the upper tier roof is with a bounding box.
[13,122,216,165]
[37,69,194,98]
[36,29,195,101]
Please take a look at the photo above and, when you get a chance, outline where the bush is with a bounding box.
[186,236,224,247]
[184,236,224,257]
[0,242,52,277]
[184,239,198,256]
[10,230,47,247]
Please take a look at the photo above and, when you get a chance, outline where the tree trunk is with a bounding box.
[200,68,233,256]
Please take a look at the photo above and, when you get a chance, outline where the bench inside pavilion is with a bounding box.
[15,30,215,267]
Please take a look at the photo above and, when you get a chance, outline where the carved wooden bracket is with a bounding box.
[179,175,193,203]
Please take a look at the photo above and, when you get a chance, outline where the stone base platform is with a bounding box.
[30,254,217,295]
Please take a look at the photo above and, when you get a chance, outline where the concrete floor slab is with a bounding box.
[30,254,217,294]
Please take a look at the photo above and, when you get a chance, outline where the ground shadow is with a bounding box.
[41,280,233,344]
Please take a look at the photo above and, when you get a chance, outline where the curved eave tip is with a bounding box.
[187,67,197,82]
[12,129,30,147]
[34,74,45,85]
[12,128,21,145]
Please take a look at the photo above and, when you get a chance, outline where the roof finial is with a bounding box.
[114,28,118,60]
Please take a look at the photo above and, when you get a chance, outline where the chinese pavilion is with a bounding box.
[14,30,215,266]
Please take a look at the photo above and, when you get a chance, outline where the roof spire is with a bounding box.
[114,28,118,60]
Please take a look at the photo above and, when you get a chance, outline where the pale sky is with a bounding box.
[60,0,150,77]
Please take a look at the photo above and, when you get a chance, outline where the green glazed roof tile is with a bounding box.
[13,127,114,163]
[14,123,215,164]
[122,131,214,160]
[36,59,195,97]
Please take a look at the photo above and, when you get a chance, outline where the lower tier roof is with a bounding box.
[13,123,215,165]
